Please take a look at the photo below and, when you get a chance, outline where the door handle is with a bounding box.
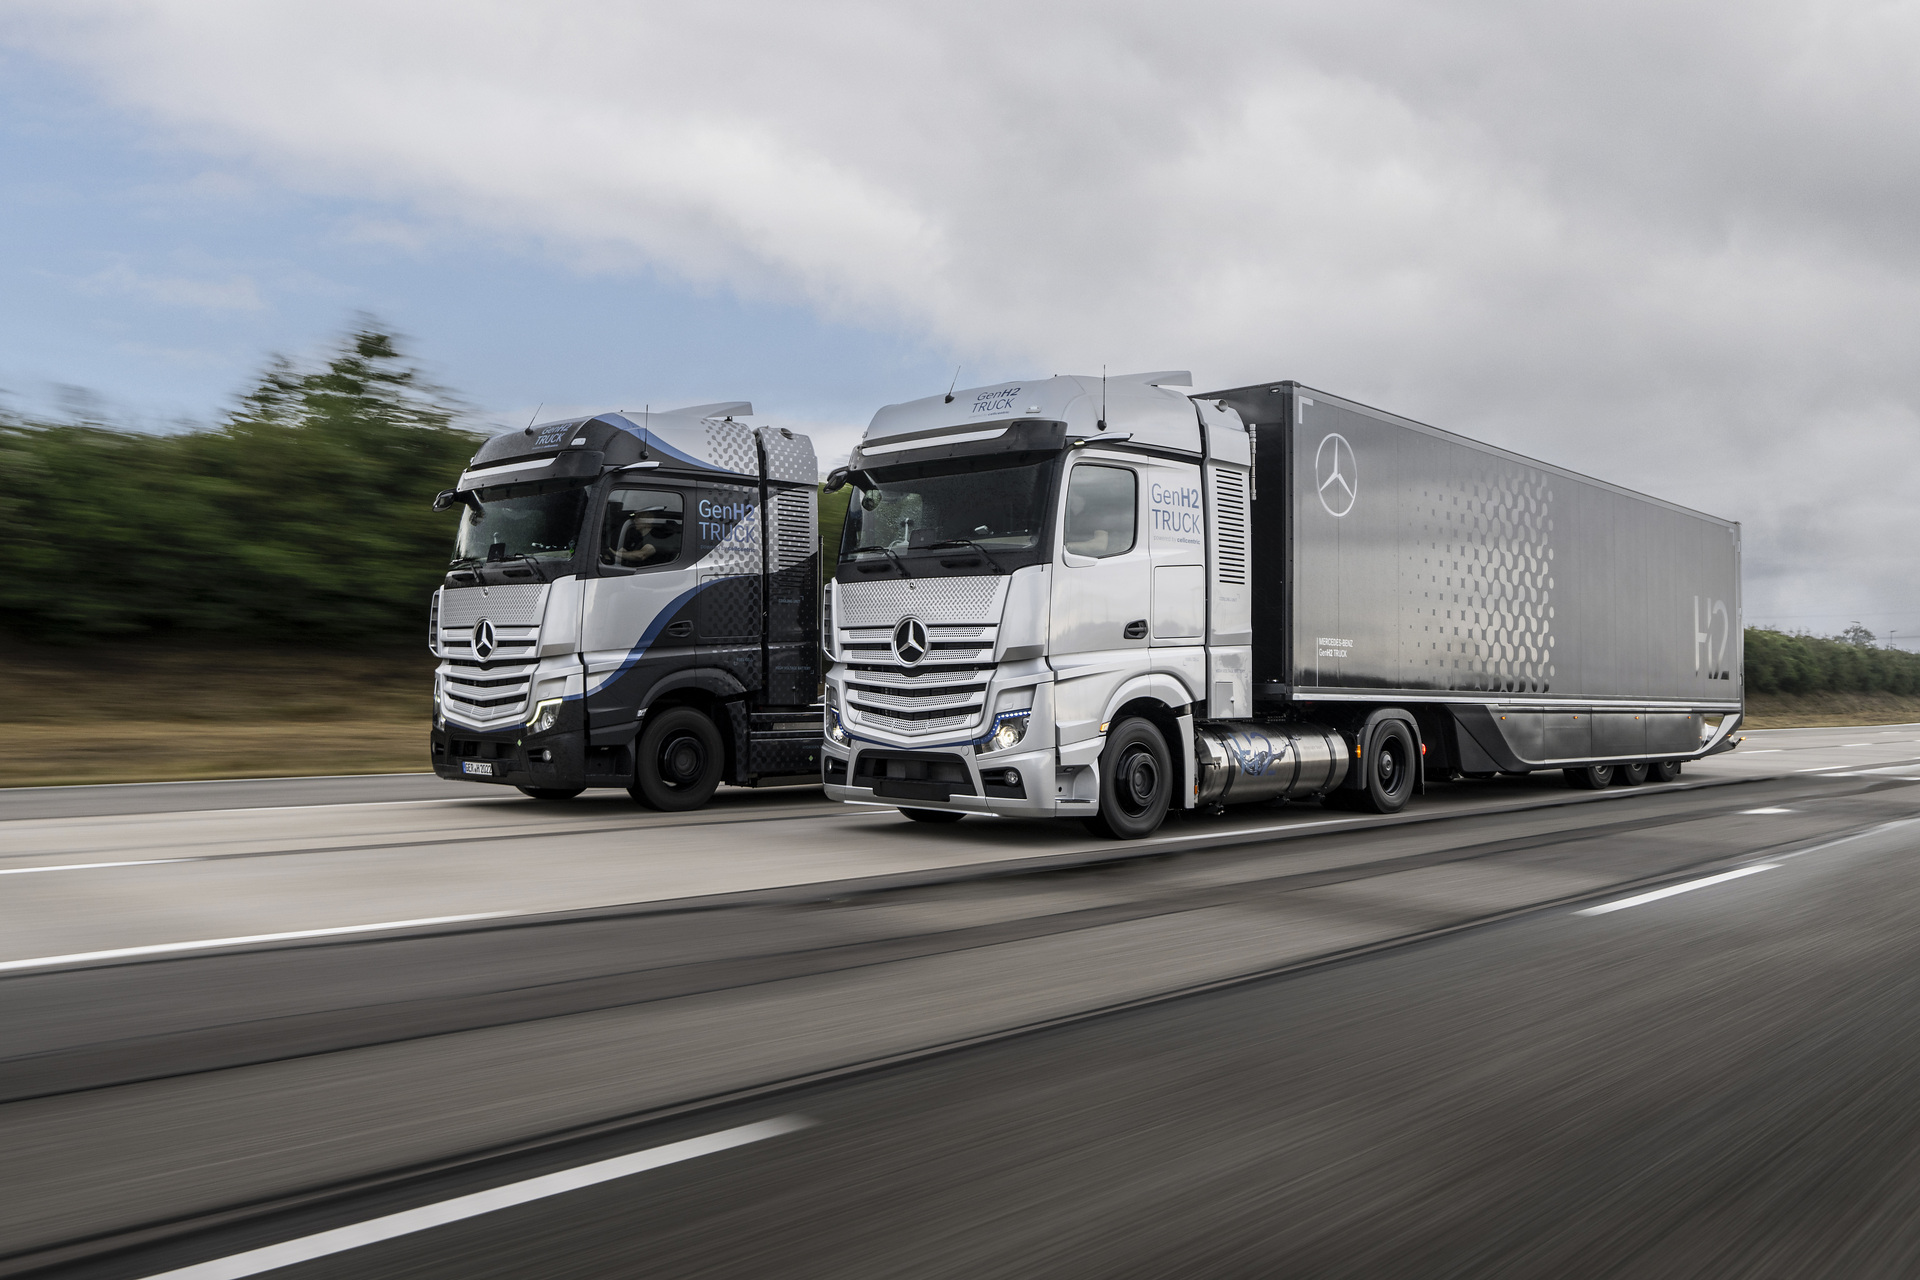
[665,620,693,638]
[1123,619,1149,639]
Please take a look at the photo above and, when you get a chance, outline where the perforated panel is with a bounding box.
[437,584,547,628]
[757,426,818,485]
[835,577,1006,626]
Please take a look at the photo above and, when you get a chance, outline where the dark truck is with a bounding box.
[429,403,823,808]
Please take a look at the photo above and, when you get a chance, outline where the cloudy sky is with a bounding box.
[3,1,1916,641]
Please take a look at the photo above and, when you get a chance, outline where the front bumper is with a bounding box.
[823,741,1067,815]
[431,723,588,789]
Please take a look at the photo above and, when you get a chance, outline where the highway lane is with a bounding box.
[5,723,1920,969]
[5,726,1920,1273]
[208,806,1920,1279]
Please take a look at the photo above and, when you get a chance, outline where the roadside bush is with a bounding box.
[1744,627,1920,695]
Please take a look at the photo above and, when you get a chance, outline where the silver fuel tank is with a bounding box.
[1193,721,1351,805]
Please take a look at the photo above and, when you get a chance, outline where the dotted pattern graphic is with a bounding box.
[1408,468,1556,694]
[703,420,760,478]
[757,427,818,485]
[835,577,1006,627]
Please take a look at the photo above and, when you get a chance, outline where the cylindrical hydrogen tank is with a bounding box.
[1194,722,1350,805]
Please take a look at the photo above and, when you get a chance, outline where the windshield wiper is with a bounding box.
[845,545,913,578]
[927,538,1005,573]
[501,553,553,583]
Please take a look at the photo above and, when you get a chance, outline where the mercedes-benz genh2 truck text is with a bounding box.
[821,373,1741,838]
[430,403,822,808]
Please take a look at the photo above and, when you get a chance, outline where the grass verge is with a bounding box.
[1742,690,1920,730]
[2,641,431,787]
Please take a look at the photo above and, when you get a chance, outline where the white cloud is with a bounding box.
[76,260,264,311]
[5,0,1920,630]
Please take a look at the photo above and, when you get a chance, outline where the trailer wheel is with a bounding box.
[516,786,584,801]
[1564,764,1615,789]
[1650,760,1683,783]
[900,808,965,824]
[1353,719,1417,814]
[629,707,724,811]
[1615,761,1650,786]
[1082,717,1173,840]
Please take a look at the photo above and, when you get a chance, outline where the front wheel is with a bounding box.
[516,786,584,801]
[1082,717,1173,840]
[1565,764,1615,790]
[900,808,965,824]
[629,707,725,811]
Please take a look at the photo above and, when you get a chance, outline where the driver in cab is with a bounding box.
[611,506,681,567]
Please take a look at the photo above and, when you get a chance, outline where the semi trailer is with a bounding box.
[820,373,1741,838]
[428,404,823,808]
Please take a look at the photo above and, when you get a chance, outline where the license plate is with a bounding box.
[462,761,495,776]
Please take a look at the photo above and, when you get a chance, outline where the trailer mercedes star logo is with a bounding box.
[472,618,497,660]
[1315,432,1357,517]
[893,617,928,666]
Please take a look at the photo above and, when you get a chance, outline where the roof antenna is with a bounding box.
[525,402,543,431]
[943,366,962,403]
[1098,365,1107,431]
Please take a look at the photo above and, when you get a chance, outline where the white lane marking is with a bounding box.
[1742,749,1782,753]
[1576,865,1776,916]
[134,1116,813,1280]
[0,913,522,973]
[0,859,195,875]
[1774,817,1920,861]
[1740,808,1795,814]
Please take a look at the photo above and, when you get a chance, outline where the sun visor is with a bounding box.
[457,450,603,492]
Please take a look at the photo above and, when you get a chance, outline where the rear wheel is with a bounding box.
[1564,764,1615,790]
[1650,760,1683,783]
[1616,761,1650,786]
[1355,719,1417,814]
[900,808,965,824]
[516,786,583,801]
[629,707,725,811]
[1082,717,1173,840]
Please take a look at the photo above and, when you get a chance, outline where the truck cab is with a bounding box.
[429,403,822,808]
[820,372,1285,837]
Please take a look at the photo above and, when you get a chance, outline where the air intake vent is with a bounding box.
[1212,466,1248,585]
[773,487,815,570]
[428,590,440,654]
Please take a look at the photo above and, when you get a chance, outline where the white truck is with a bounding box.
[820,372,1742,838]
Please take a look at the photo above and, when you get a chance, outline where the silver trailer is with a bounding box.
[821,373,1741,838]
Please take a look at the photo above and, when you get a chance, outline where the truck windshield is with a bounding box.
[450,480,589,566]
[839,457,1054,574]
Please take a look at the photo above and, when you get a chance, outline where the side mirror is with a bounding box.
[432,489,460,512]
[824,467,850,493]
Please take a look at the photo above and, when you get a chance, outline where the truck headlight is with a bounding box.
[977,711,1030,755]
[526,698,563,735]
[826,709,850,746]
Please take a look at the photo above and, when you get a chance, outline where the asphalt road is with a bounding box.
[5,723,1920,1277]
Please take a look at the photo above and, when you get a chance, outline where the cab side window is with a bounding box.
[601,489,684,571]
[1063,464,1136,559]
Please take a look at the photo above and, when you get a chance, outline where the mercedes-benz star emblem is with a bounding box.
[1315,432,1357,517]
[472,618,497,660]
[893,617,929,666]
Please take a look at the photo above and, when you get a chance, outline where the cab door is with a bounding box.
[580,483,696,730]
[1049,459,1150,744]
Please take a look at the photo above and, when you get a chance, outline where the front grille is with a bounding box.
[840,625,997,737]
[437,620,539,727]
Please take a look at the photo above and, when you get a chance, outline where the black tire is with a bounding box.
[1564,764,1615,790]
[900,807,965,824]
[1354,719,1418,814]
[516,786,584,801]
[1650,759,1683,783]
[1082,716,1174,839]
[1615,761,1650,786]
[629,707,725,811]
